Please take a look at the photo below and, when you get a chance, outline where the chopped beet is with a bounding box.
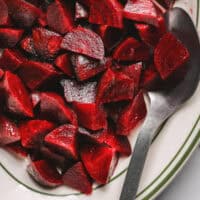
[39,92,77,125]
[20,36,36,55]
[63,162,92,194]
[61,27,105,60]
[89,0,123,28]
[18,61,58,90]
[5,142,28,157]
[0,0,9,26]
[0,28,24,48]
[75,2,89,20]
[0,115,20,145]
[0,49,25,72]
[73,102,107,131]
[154,33,190,80]
[0,71,33,117]
[44,124,78,160]
[47,0,74,34]
[97,68,135,103]
[117,91,147,135]
[19,120,55,149]
[32,28,62,58]
[61,79,97,103]
[27,160,62,187]
[54,54,73,77]
[81,144,118,184]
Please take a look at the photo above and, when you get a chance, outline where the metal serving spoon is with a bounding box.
[120,7,200,200]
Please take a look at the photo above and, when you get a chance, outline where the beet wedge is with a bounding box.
[0,115,20,146]
[61,27,105,60]
[20,120,55,149]
[27,160,62,187]
[81,144,118,184]
[63,162,92,194]
[0,0,9,26]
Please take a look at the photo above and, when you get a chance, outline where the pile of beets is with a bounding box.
[0,0,190,194]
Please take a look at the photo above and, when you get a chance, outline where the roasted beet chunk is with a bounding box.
[81,144,118,184]
[47,0,74,34]
[61,27,105,60]
[20,36,36,55]
[117,91,147,135]
[45,124,78,160]
[20,120,55,149]
[0,0,9,26]
[18,61,58,90]
[0,71,33,117]
[124,0,159,26]
[32,28,62,58]
[63,162,92,194]
[0,115,20,146]
[71,54,111,81]
[61,79,97,103]
[0,28,24,48]
[5,0,42,28]
[89,0,123,28]
[0,49,25,72]
[39,92,77,125]
[75,2,88,20]
[27,160,62,187]
[97,68,135,103]
[154,33,190,80]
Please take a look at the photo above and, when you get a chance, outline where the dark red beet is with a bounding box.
[61,26,105,60]
[0,0,9,26]
[18,61,58,90]
[0,49,25,72]
[44,124,78,160]
[37,12,47,27]
[0,71,33,117]
[117,91,147,135]
[6,142,28,157]
[97,68,135,103]
[27,160,62,187]
[81,144,118,184]
[75,2,88,20]
[47,0,74,34]
[89,0,123,28]
[39,92,77,125]
[54,54,73,77]
[0,115,20,145]
[124,0,159,26]
[113,37,150,62]
[20,36,36,55]
[0,28,24,48]
[63,162,92,194]
[19,120,55,149]
[73,102,107,131]
[154,32,190,80]
[61,79,97,103]
[32,28,62,58]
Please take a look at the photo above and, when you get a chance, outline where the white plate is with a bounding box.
[0,0,200,200]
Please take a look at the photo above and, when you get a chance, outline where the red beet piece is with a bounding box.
[61,79,97,103]
[113,37,150,62]
[0,71,33,117]
[32,28,62,58]
[37,12,47,27]
[117,91,147,135]
[27,160,62,187]
[47,0,74,34]
[0,0,9,26]
[73,102,107,131]
[54,54,73,77]
[75,2,88,20]
[124,0,159,26]
[97,68,135,103]
[63,162,92,194]
[0,115,20,145]
[44,124,78,160]
[154,32,190,80]
[5,0,42,28]
[61,27,105,60]
[20,36,36,55]
[0,28,24,48]
[18,61,58,90]
[6,142,28,157]
[0,49,25,72]
[89,0,123,28]
[81,144,118,184]
[20,120,55,149]
[39,92,77,125]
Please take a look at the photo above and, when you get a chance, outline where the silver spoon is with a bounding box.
[120,7,200,200]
